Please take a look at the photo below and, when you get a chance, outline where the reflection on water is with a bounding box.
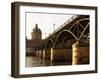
[26,56,72,67]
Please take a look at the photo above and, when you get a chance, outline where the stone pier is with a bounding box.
[51,47,72,64]
[43,49,45,59]
[36,51,39,57]
[38,50,43,58]
[72,41,89,65]
[43,49,51,60]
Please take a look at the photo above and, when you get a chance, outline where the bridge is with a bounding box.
[35,15,89,65]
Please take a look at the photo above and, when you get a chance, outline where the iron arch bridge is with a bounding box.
[36,15,89,64]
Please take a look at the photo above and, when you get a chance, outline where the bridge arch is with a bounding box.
[78,23,90,40]
[51,35,58,44]
[68,18,89,40]
[69,18,89,30]
[45,39,54,49]
[54,30,77,48]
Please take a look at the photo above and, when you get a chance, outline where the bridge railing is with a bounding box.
[44,15,80,40]
[56,15,79,32]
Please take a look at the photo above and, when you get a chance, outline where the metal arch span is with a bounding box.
[78,23,90,40]
[63,30,78,40]
[69,18,89,30]
[49,39,55,46]
[45,39,54,48]
[54,30,78,46]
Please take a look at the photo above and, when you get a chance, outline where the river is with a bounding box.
[26,56,72,67]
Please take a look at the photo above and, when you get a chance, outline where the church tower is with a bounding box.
[31,24,42,40]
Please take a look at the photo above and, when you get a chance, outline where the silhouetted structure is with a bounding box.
[26,24,42,56]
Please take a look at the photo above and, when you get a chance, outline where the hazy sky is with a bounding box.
[26,12,74,39]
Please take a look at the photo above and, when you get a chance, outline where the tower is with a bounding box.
[31,24,42,40]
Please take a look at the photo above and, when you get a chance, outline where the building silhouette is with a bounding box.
[26,24,42,56]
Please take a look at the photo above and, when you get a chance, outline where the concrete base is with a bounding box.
[51,48,72,64]
[72,41,89,65]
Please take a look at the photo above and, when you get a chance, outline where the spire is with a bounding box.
[35,24,38,29]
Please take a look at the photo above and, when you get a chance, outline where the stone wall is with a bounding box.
[43,49,51,60]
[72,42,89,65]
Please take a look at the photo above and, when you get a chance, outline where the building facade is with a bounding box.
[26,24,42,56]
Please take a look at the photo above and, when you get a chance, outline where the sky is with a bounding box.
[26,12,74,39]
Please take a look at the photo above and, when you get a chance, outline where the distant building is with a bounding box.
[26,24,42,56]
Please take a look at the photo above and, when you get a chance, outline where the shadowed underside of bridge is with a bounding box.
[36,15,90,65]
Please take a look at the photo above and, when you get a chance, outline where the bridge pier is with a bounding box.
[38,50,43,58]
[43,49,45,59]
[43,49,51,60]
[36,51,39,57]
[72,41,89,65]
[51,47,72,64]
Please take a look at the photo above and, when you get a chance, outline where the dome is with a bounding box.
[31,24,42,40]
[32,24,42,34]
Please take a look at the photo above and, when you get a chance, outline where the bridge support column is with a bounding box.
[38,50,43,58]
[43,49,46,59]
[51,48,72,64]
[36,50,39,57]
[72,41,89,65]
[43,49,51,60]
